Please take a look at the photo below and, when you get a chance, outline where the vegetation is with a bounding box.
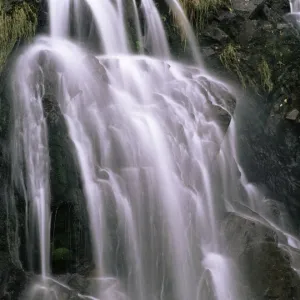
[220,43,239,69]
[258,58,273,92]
[220,44,274,92]
[0,1,37,71]
[52,247,71,273]
[179,0,231,30]
[52,247,71,261]
[220,43,248,87]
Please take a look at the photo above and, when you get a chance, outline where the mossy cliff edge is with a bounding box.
[0,0,37,72]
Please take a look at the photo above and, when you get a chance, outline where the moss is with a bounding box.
[220,44,273,91]
[0,1,37,72]
[179,0,231,30]
[220,43,239,69]
[52,247,71,261]
[258,58,273,92]
[220,43,248,87]
[52,247,72,273]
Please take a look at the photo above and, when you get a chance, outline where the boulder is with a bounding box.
[204,26,230,44]
[286,108,299,121]
[242,242,300,299]
[231,0,265,12]
[221,212,278,255]
[221,212,300,299]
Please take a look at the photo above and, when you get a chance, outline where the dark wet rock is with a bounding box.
[286,108,299,121]
[243,242,300,299]
[228,200,290,246]
[221,213,300,299]
[50,199,92,274]
[201,47,216,57]
[231,0,265,12]
[72,259,95,277]
[39,55,93,274]
[67,273,89,292]
[237,90,300,227]
[249,1,275,21]
[0,253,28,300]
[280,244,300,270]
[203,26,229,44]
[221,212,278,255]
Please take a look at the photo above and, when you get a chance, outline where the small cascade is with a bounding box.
[290,0,300,14]
[287,0,300,22]
[12,54,51,278]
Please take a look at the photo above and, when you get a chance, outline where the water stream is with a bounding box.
[290,0,300,14]
[288,0,300,22]
[10,0,300,299]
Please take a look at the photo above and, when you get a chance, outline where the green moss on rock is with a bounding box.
[179,0,231,30]
[258,58,273,92]
[220,43,239,68]
[220,43,275,93]
[0,1,37,71]
[219,43,248,87]
[52,247,71,261]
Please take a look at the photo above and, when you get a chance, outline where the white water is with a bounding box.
[11,56,51,277]
[290,0,300,14]
[10,0,300,299]
[287,0,300,23]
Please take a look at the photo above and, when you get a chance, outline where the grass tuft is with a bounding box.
[220,43,248,87]
[258,59,273,92]
[179,0,231,30]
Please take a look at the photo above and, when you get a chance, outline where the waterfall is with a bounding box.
[287,0,300,23]
[12,51,51,278]
[10,0,300,299]
[290,0,300,14]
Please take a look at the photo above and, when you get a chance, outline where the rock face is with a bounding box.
[285,108,299,121]
[0,86,26,299]
[182,0,300,228]
[231,0,265,11]
[221,212,300,299]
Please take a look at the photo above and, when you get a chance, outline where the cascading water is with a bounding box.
[287,0,300,23]
[290,0,300,14]
[11,53,51,278]
[10,0,300,299]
